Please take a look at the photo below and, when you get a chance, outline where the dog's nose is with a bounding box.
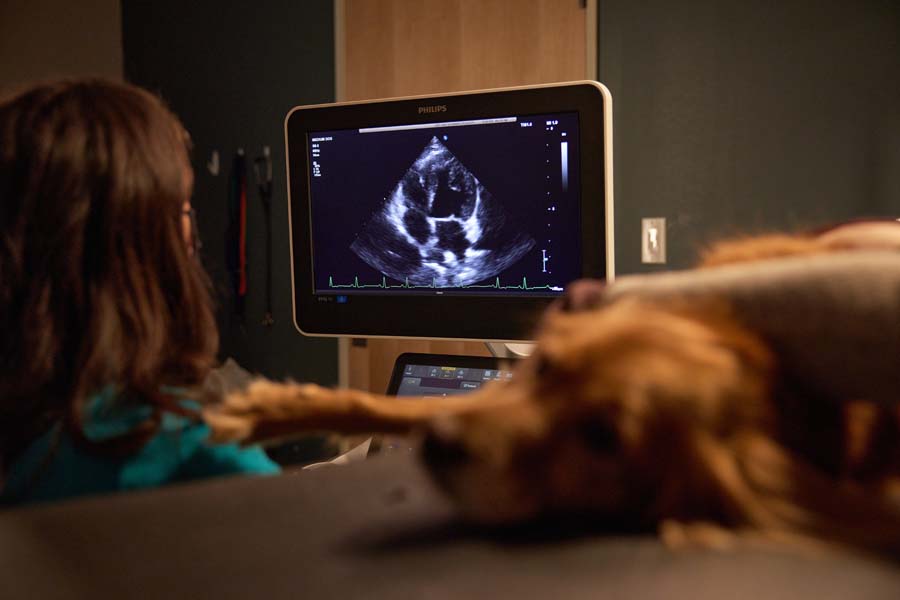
[423,417,470,468]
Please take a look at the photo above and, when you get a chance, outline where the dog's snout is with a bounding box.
[423,417,470,468]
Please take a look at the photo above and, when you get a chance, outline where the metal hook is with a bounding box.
[253,146,272,191]
[207,150,220,176]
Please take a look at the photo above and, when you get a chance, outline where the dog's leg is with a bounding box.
[659,520,836,558]
[659,520,741,551]
[203,379,492,445]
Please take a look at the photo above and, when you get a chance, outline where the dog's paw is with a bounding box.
[660,520,739,551]
[203,411,255,444]
[223,380,324,413]
[203,380,327,443]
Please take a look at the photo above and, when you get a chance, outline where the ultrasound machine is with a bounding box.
[284,81,613,414]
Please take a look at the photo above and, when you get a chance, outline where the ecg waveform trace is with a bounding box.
[327,275,563,292]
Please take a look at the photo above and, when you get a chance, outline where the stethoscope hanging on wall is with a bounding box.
[254,147,275,327]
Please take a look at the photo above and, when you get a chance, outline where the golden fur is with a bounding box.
[204,220,900,559]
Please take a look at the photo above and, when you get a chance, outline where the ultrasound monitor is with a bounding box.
[285,81,613,341]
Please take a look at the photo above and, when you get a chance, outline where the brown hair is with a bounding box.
[0,79,218,460]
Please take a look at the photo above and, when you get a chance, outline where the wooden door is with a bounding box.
[337,0,595,393]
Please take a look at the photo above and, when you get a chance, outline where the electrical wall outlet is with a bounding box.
[641,218,666,264]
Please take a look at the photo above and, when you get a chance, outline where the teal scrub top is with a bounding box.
[1,388,280,505]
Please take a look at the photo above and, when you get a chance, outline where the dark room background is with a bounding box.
[599,0,899,273]
[119,0,899,382]
[122,1,338,385]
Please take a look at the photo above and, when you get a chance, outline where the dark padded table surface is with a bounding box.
[1,453,899,599]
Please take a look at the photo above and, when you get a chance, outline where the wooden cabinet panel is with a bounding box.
[343,0,587,99]
[339,0,589,391]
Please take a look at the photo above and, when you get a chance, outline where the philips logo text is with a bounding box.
[418,105,447,114]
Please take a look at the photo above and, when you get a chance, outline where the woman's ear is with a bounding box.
[181,200,195,256]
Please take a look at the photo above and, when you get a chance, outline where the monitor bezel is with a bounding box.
[285,81,614,341]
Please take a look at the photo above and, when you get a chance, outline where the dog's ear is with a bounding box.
[646,426,767,526]
[558,279,607,313]
[530,309,606,383]
[536,301,773,414]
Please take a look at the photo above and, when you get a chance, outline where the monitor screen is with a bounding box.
[285,82,613,340]
[307,112,581,298]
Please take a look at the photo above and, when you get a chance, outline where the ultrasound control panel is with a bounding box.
[395,362,515,397]
[374,354,517,456]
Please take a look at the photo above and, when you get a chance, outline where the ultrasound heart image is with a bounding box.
[350,137,535,287]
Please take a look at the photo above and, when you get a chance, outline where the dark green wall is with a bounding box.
[121,0,900,362]
[599,0,900,274]
[122,0,338,384]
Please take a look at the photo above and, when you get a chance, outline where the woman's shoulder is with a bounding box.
[117,393,281,488]
[2,388,280,505]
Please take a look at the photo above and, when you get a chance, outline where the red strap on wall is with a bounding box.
[238,173,248,296]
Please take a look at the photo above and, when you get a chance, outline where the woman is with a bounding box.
[0,79,279,505]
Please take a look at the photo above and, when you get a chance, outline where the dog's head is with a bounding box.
[422,300,776,527]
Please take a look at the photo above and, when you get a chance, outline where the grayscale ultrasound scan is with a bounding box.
[350,136,535,288]
[305,110,582,297]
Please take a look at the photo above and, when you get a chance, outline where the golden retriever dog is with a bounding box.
[205,220,900,558]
